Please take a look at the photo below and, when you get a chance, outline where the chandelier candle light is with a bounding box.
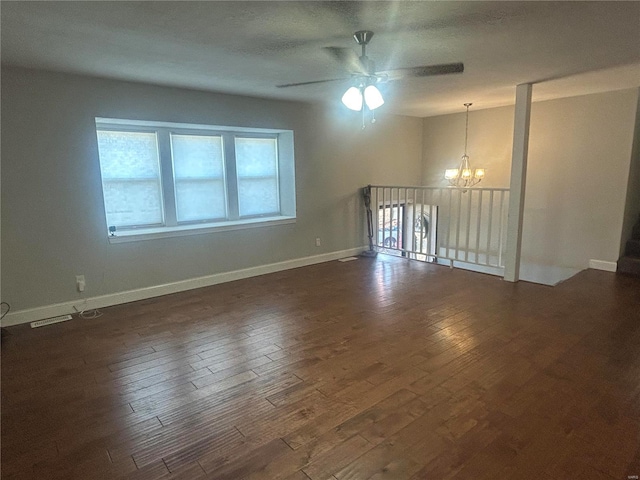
[445,103,485,188]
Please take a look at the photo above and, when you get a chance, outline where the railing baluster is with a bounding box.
[498,190,506,267]
[403,187,408,253]
[419,188,425,260]
[465,190,472,262]
[399,187,403,252]
[446,189,453,258]
[392,187,397,250]
[437,187,443,261]
[376,187,380,248]
[455,190,462,261]
[486,190,494,266]
[391,188,396,250]
[398,187,402,252]
[475,190,483,265]
[392,187,396,249]
[405,187,410,256]
[407,188,418,258]
[381,187,386,249]
[374,187,379,248]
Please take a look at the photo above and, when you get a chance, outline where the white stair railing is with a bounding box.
[367,185,510,269]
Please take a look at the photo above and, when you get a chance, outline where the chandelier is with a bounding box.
[444,103,485,188]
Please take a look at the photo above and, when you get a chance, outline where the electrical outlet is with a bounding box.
[315,237,321,247]
[76,275,86,293]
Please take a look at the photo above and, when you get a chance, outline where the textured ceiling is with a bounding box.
[1,1,639,117]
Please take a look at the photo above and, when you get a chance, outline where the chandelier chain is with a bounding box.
[464,102,471,157]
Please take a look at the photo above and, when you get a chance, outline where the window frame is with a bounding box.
[95,118,296,243]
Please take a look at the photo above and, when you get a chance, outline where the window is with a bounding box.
[171,134,227,222]
[95,118,295,242]
[235,137,280,217]
[97,130,164,228]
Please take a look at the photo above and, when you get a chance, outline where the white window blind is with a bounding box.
[96,130,163,228]
[235,137,279,217]
[171,134,227,222]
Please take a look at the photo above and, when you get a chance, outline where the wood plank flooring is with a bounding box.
[2,255,640,479]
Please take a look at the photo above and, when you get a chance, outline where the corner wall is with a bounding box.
[1,67,423,321]
[620,91,640,255]
[524,89,638,269]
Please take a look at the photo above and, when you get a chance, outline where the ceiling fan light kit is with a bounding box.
[340,31,384,128]
[341,83,384,111]
[277,30,464,129]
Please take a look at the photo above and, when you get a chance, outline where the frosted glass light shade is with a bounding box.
[342,87,363,111]
[445,169,459,180]
[364,85,384,110]
[462,169,472,178]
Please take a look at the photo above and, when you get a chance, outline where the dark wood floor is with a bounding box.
[2,255,640,479]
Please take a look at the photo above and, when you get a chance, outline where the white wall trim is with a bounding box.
[588,259,618,272]
[2,246,366,327]
[108,217,296,244]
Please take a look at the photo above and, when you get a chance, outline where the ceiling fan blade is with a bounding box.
[380,62,464,81]
[276,77,348,88]
[323,47,368,75]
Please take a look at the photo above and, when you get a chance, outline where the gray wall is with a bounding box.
[422,88,639,270]
[1,67,423,312]
[422,105,515,189]
[524,89,638,268]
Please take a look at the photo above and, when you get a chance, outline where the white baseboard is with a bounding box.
[2,246,366,327]
[435,257,504,277]
[588,259,617,272]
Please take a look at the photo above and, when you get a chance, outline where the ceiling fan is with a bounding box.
[277,30,464,122]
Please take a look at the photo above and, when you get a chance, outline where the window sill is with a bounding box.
[107,216,296,244]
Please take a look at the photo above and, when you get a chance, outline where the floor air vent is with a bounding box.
[30,315,73,328]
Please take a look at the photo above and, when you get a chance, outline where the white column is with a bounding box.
[504,83,533,282]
